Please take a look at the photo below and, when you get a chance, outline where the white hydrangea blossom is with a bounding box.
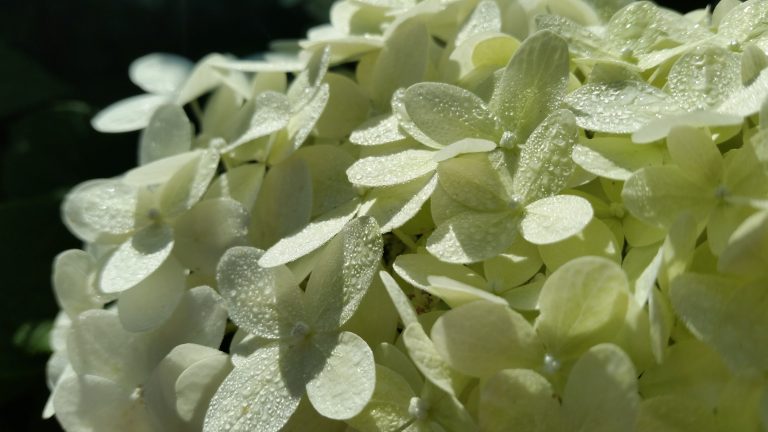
[49,0,768,431]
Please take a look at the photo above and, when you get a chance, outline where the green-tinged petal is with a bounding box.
[204,163,266,210]
[520,194,593,245]
[347,149,437,187]
[718,68,768,117]
[741,43,768,85]
[315,72,369,139]
[489,30,569,143]
[455,0,502,47]
[394,82,503,149]
[512,109,578,203]
[349,114,407,146]
[394,252,486,292]
[636,395,717,432]
[305,332,376,420]
[718,211,768,275]
[129,52,192,95]
[203,343,302,432]
[718,0,768,44]
[573,136,664,180]
[359,174,438,232]
[287,83,330,151]
[432,138,497,162]
[665,45,741,111]
[706,203,754,256]
[259,199,360,267]
[143,344,232,431]
[423,383,478,432]
[539,217,621,271]
[91,93,170,133]
[292,145,357,218]
[666,126,723,187]
[639,338,729,407]
[402,324,466,397]
[346,365,416,432]
[631,110,743,144]
[535,257,630,358]
[670,273,768,373]
[431,302,543,377]
[52,249,101,318]
[483,236,542,291]
[287,47,331,108]
[249,155,312,249]
[379,271,420,328]
[117,256,186,332]
[566,80,680,134]
[174,198,249,276]
[53,374,154,432]
[426,210,520,264]
[62,179,138,243]
[648,287,674,363]
[99,224,174,294]
[622,166,714,228]
[217,246,304,338]
[561,344,639,432]
[371,19,429,109]
[159,149,220,218]
[175,53,238,105]
[438,154,509,211]
[222,91,291,152]
[373,343,424,393]
[426,276,507,308]
[479,369,562,432]
[340,272,399,346]
[139,104,193,165]
[305,217,383,331]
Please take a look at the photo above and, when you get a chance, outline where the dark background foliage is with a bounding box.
[0,0,711,430]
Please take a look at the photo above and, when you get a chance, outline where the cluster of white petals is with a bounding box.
[48,0,768,431]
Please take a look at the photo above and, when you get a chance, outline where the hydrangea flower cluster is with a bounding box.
[46,0,768,430]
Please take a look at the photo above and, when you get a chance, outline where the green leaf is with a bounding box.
[431,302,543,377]
[394,82,503,149]
[489,30,569,144]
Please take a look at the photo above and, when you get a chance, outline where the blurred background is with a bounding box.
[0,0,711,430]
